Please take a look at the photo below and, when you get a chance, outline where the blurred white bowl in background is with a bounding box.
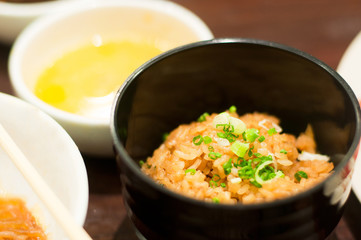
[0,92,88,239]
[0,0,88,44]
[9,0,213,157]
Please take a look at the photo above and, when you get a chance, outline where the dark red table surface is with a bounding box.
[1,0,361,239]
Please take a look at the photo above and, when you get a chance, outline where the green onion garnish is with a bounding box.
[276,170,285,178]
[185,169,196,175]
[212,197,220,203]
[238,165,254,179]
[234,157,245,168]
[231,141,249,157]
[208,146,214,152]
[223,158,233,175]
[280,149,288,154]
[139,160,145,167]
[162,132,169,141]
[217,132,227,138]
[229,105,237,113]
[250,180,262,188]
[220,183,226,188]
[226,133,238,143]
[229,116,246,135]
[268,128,277,136]
[213,113,244,144]
[198,112,210,122]
[244,128,260,142]
[258,135,266,142]
[209,174,221,188]
[192,135,203,145]
[248,146,254,157]
[208,152,222,160]
[254,161,276,184]
[212,174,221,182]
[213,112,230,129]
[294,171,308,182]
[204,136,212,144]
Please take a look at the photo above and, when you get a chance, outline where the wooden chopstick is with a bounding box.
[0,123,92,240]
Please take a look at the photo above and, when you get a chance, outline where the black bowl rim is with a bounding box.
[111,38,361,210]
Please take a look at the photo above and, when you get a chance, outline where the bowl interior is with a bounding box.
[13,2,212,97]
[114,39,359,165]
[0,93,88,239]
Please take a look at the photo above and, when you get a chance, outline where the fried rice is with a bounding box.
[141,108,334,204]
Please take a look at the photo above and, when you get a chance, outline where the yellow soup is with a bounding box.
[34,41,162,119]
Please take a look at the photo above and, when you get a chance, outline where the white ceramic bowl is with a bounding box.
[0,0,88,44]
[0,92,88,239]
[9,0,213,157]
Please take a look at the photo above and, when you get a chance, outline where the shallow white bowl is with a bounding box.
[0,92,88,239]
[9,0,213,157]
[0,0,87,44]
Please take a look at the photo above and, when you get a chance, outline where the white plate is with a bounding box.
[0,92,88,239]
[337,30,361,203]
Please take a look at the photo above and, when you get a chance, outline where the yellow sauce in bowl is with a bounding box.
[34,40,162,119]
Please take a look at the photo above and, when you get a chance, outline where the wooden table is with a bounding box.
[1,0,361,239]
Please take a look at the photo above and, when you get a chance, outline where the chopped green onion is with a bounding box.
[226,133,238,143]
[223,158,233,175]
[229,105,237,113]
[244,128,260,142]
[217,123,234,133]
[217,132,227,138]
[185,169,196,175]
[204,136,212,144]
[209,174,221,188]
[256,160,284,185]
[258,135,266,142]
[198,112,210,122]
[280,149,288,154]
[208,146,214,152]
[295,171,308,182]
[220,183,226,188]
[254,160,273,185]
[231,141,249,157]
[213,114,243,143]
[162,133,169,141]
[248,146,255,157]
[208,152,222,160]
[238,165,254,179]
[212,197,220,203]
[229,116,246,135]
[212,174,221,182]
[250,180,262,188]
[276,170,285,178]
[234,157,245,168]
[139,160,145,167]
[192,135,203,145]
[213,112,230,129]
[268,128,277,136]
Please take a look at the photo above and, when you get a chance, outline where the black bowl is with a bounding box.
[111,38,361,240]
